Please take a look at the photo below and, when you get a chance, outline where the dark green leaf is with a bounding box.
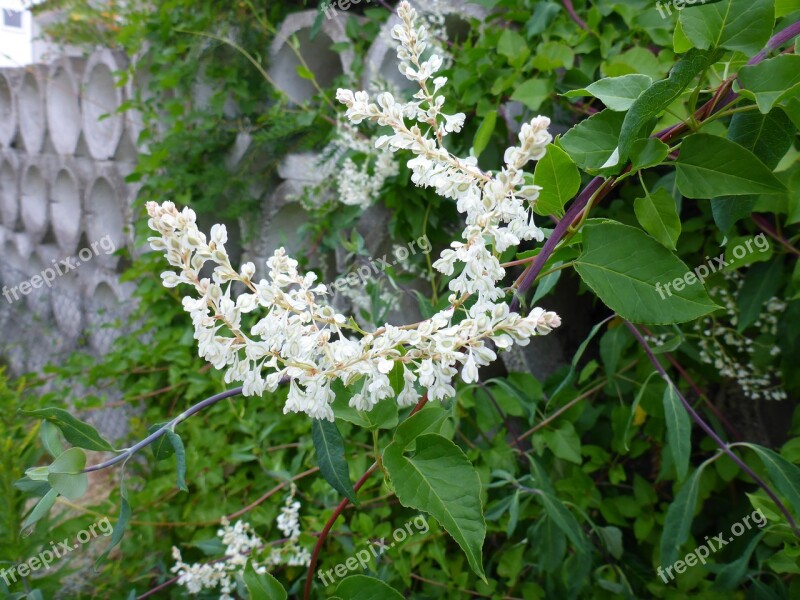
[472,110,497,159]
[19,408,114,452]
[166,430,188,492]
[312,419,357,504]
[560,109,625,173]
[242,560,287,600]
[662,385,691,482]
[634,187,682,250]
[660,463,707,567]
[533,145,581,217]
[335,575,404,600]
[679,0,775,56]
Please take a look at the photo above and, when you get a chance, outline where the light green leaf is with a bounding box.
[634,187,682,250]
[662,385,691,482]
[533,145,580,217]
[679,0,775,56]
[48,472,88,501]
[312,419,357,504]
[498,29,530,67]
[335,575,404,600]
[630,138,670,171]
[243,560,287,600]
[776,0,800,16]
[564,74,653,111]
[40,421,65,458]
[21,488,58,530]
[738,55,800,114]
[19,407,114,452]
[542,423,582,464]
[510,79,552,111]
[560,109,625,173]
[472,110,497,159]
[676,134,787,198]
[531,42,574,71]
[660,462,707,567]
[383,434,485,579]
[574,220,721,324]
[49,447,86,474]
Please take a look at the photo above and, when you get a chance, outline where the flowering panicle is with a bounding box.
[147,0,560,421]
[171,491,310,598]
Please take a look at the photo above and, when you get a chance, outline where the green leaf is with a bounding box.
[634,187,682,250]
[383,434,485,579]
[532,145,580,217]
[630,138,670,171]
[335,575,404,600]
[49,447,86,473]
[740,443,800,519]
[19,408,114,452]
[392,404,448,452]
[21,487,58,530]
[243,560,287,600]
[149,424,174,461]
[510,79,552,111]
[536,491,589,552]
[679,0,775,56]
[574,220,721,324]
[312,419,357,504]
[624,372,660,451]
[363,398,399,431]
[96,479,131,567]
[713,531,766,590]
[166,430,188,492]
[40,421,65,458]
[560,109,626,173]
[531,42,574,71]
[564,74,653,111]
[498,29,530,67]
[738,55,800,114]
[612,49,721,168]
[662,385,691,482]
[472,110,497,159]
[660,462,707,567]
[676,134,787,198]
[542,423,582,464]
[48,472,88,501]
[737,259,783,332]
[296,65,314,80]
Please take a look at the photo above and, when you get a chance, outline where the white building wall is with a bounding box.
[0,0,34,68]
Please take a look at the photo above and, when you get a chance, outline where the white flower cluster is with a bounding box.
[147,0,560,421]
[171,493,310,598]
[693,272,786,401]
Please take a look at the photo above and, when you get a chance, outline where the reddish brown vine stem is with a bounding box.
[302,396,429,600]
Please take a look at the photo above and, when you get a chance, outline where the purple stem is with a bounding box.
[626,321,800,535]
[83,387,244,473]
[561,0,589,31]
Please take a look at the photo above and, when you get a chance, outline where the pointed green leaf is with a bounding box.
[630,138,670,171]
[472,110,497,159]
[564,74,653,111]
[533,144,581,217]
[536,491,589,552]
[21,488,58,530]
[560,109,626,173]
[19,408,114,452]
[96,479,131,567]
[392,404,448,452]
[383,434,486,579]
[542,423,582,464]
[676,134,787,198]
[738,55,800,114]
[660,462,708,567]
[662,385,692,482]
[574,220,721,324]
[312,419,357,504]
[243,560,287,600]
[740,443,800,520]
[679,0,775,56]
[634,187,682,250]
[736,259,784,332]
[40,421,65,458]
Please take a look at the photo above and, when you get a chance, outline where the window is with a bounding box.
[2,9,23,29]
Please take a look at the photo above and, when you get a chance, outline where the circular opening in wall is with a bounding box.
[84,64,120,140]
[47,66,81,150]
[0,159,18,229]
[52,169,81,244]
[19,72,43,147]
[86,177,124,248]
[21,166,48,234]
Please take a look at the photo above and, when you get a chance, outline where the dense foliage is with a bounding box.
[4,0,800,599]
